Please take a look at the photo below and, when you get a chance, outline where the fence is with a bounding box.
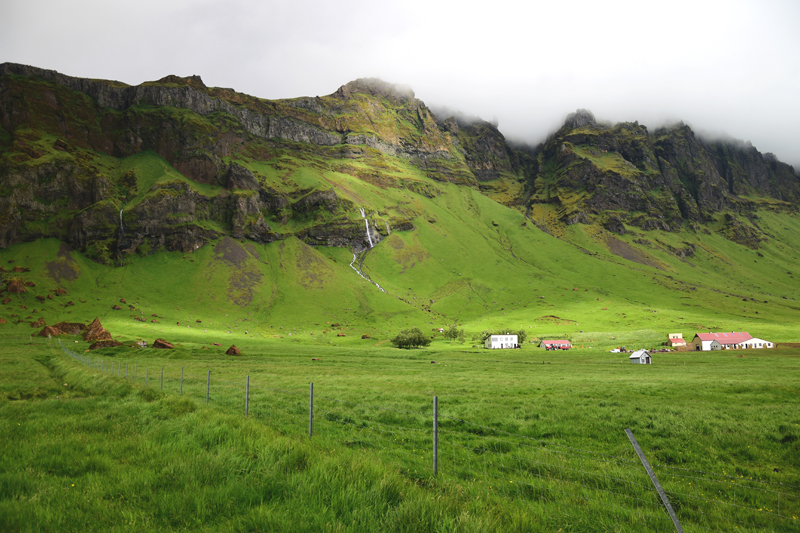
[59,340,798,532]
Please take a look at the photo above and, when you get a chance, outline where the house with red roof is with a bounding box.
[667,333,686,347]
[690,332,774,351]
[540,340,571,350]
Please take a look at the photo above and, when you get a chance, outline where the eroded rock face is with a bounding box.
[5,279,27,293]
[526,110,800,237]
[83,318,112,342]
[152,338,174,349]
[564,109,596,128]
[51,322,87,335]
[3,63,798,261]
[225,345,241,355]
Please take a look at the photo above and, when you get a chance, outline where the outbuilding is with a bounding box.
[541,340,572,350]
[485,334,518,349]
[629,349,652,364]
[667,333,686,347]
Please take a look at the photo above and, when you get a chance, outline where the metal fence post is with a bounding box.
[309,382,314,438]
[180,367,183,395]
[160,367,163,391]
[245,375,250,417]
[433,396,439,475]
[625,428,684,532]
[206,370,210,404]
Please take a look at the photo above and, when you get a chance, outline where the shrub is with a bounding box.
[391,327,431,349]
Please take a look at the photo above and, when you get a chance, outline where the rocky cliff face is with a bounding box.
[526,110,799,240]
[0,63,797,261]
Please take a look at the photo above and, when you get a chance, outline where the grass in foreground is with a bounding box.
[1,337,799,532]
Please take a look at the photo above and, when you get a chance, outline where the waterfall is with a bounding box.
[119,209,124,237]
[350,253,386,293]
[359,208,373,248]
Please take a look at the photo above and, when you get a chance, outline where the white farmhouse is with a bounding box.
[485,334,519,349]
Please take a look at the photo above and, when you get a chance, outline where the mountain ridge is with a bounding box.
[0,62,798,261]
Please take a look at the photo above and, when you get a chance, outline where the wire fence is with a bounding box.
[59,340,798,532]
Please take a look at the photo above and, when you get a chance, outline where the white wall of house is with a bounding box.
[485,335,518,349]
[743,338,774,348]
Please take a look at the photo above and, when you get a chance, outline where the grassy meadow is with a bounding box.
[1,332,798,532]
[2,162,800,531]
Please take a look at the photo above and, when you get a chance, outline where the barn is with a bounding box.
[629,349,652,364]
[485,334,518,349]
[690,332,774,351]
[541,340,572,350]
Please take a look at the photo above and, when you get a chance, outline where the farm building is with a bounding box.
[485,334,518,349]
[667,333,686,347]
[629,349,652,364]
[690,332,774,351]
[541,340,571,350]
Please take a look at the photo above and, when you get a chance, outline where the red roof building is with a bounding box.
[690,332,752,351]
[541,340,572,350]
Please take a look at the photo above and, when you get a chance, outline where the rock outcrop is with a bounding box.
[152,338,174,349]
[83,318,112,341]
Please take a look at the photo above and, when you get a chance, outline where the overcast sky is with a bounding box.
[3,0,799,166]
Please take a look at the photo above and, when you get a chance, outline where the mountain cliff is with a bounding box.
[0,63,798,264]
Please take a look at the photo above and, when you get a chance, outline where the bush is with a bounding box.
[391,327,431,349]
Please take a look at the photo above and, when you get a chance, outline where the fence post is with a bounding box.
[180,367,183,395]
[206,370,210,404]
[625,428,684,532]
[160,367,163,391]
[433,396,439,475]
[308,382,314,438]
[245,375,250,417]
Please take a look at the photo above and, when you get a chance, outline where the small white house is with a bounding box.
[629,349,652,364]
[485,334,518,349]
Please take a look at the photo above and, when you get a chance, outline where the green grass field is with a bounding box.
[1,333,798,532]
[2,145,800,531]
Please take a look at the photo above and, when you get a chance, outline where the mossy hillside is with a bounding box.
[3,177,800,350]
